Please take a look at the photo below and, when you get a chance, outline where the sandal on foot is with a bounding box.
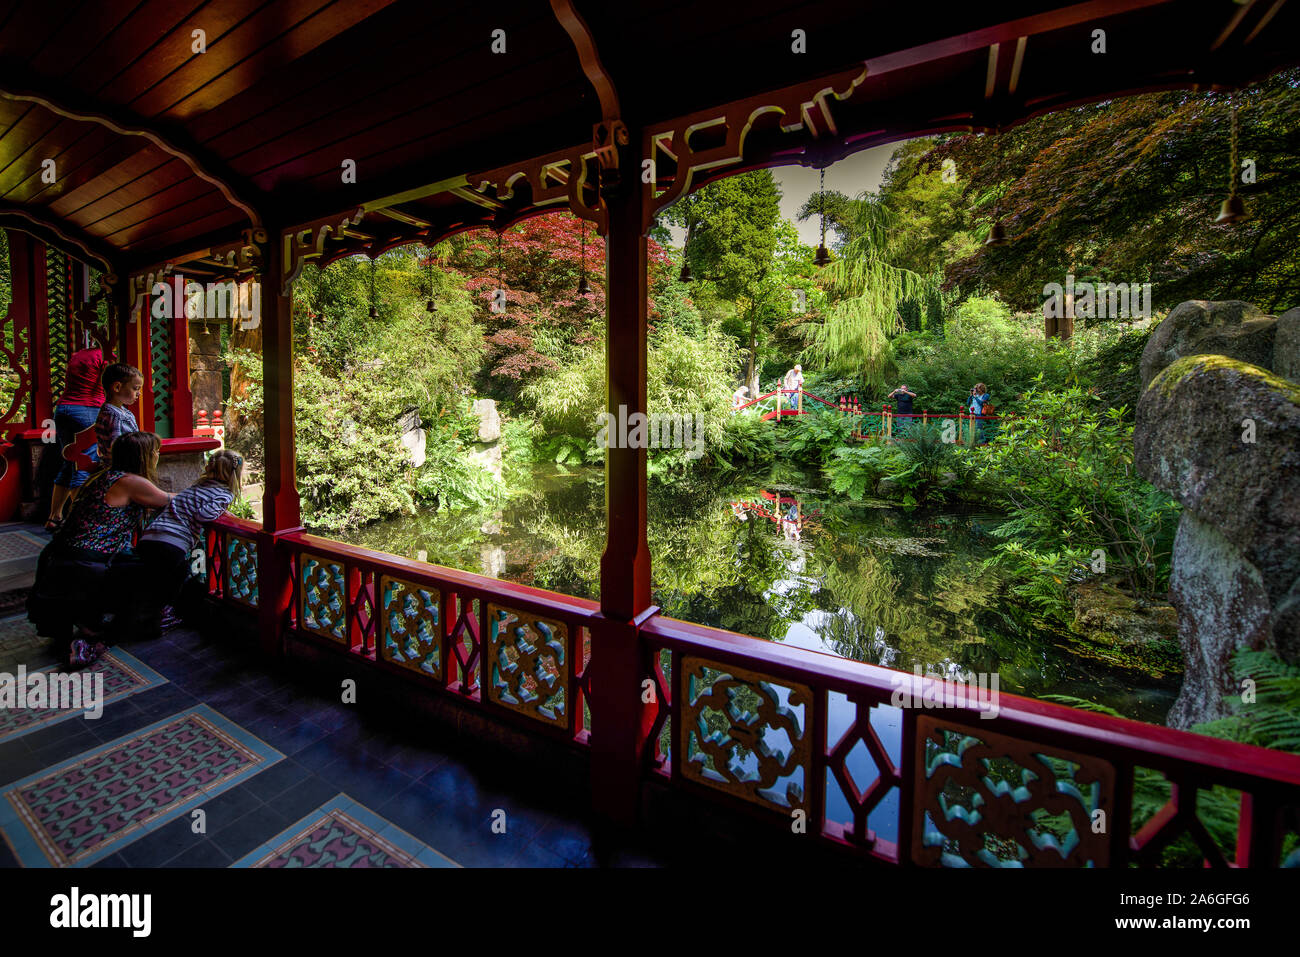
[68,639,93,669]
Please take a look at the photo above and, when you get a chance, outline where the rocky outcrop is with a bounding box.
[1275,306,1300,383]
[1139,300,1276,389]
[1135,353,1300,727]
[472,398,501,442]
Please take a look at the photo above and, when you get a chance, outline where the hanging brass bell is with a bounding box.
[985,220,1008,246]
[426,299,437,313]
[813,244,832,267]
[678,262,692,283]
[577,272,592,295]
[1215,194,1246,224]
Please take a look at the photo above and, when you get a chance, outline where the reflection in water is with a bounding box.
[332,463,1175,723]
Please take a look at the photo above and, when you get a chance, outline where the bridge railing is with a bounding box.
[202,514,1300,866]
[733,390,1008,444]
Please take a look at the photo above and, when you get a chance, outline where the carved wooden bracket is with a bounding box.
[466,144,608,235]
[281,210,368,294]
[643,63,868,229]
[127,227,270,318]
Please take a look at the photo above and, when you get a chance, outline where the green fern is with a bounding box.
[1044,648,1300,865]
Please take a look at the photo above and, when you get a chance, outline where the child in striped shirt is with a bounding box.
[131,450,243,637]
[94,363,144,466]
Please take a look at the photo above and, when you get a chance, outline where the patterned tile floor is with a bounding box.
[0,614,666,868]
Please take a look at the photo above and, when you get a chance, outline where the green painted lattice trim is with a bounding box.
[149,301,172,437]
[45,247,70,403]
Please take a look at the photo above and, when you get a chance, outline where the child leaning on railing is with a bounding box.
[124,450,244,639]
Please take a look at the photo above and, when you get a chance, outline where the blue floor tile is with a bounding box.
[118,815,203,868]
[166,839,232,868]
[242,758,311,803]
[209,805,293,860]
[264,774,338,820]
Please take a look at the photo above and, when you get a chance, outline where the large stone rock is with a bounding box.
[472,398,500,442]
[1164,513,1274,727]
[399,427,426,467]
[1275,306,1300,383]
[1135,354,1300,725]
[1139,300,1276,390]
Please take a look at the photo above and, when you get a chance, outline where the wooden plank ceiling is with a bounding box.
[0,0,1295,272]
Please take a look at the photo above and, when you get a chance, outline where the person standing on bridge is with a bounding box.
[782,364,804,412]
[888,384,916,436]
[969,382,992,443]
[732,384,750,411]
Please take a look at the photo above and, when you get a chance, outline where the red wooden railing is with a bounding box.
[205,516,597,748]
[202,514,1300,867]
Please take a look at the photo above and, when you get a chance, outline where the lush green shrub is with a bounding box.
[780,412,856,466]
[712,413,777,472]
[824,442,907,500]
[414,439,501,511]
[1080,323,1158,420]
[1047,648,1300,866]
[973,385,1180,618]
[891,295,1079,414]
[520,312,742,476]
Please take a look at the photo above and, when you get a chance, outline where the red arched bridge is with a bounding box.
[733,388,1005,443]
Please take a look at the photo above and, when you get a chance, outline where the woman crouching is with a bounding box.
[28,431,172,667]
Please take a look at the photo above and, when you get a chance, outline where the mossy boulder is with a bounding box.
[1135,354,1300,726]
[1067,579,1181,679]
[1275,306,1300,383]
[1139,300,1276,390]
[1069,579,1177,646]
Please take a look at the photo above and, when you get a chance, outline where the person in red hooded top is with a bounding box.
[46,315,111,531]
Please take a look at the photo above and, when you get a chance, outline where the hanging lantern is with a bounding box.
[1215,99,1247,225]
[1216,194,1246,224]
[814,166,832,267]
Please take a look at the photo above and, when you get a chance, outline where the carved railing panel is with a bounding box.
[0,281,29,429]
[225,533,259,607]
[912,715,1114,867]
[486,603,569,727]
[300,552,347,643]
[679,656,812,816]
[824,691,902,850]
[379,575,441,679]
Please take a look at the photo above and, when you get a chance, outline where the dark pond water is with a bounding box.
[325,462,1176,725]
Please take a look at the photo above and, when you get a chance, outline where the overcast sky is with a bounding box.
[664,142,898,248]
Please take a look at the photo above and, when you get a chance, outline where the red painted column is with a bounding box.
[125,283,150,431]
[262,242,299,531]
[589,138,655,826]
[258,233,300,658]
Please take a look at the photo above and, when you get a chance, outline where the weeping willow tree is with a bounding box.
[797,193,939,390]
